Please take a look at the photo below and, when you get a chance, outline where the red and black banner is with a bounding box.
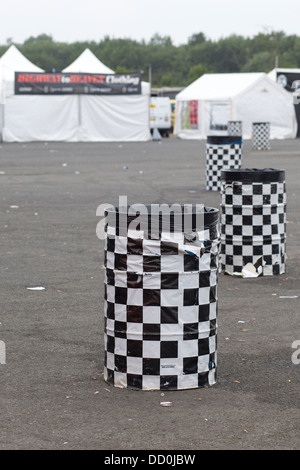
[15,72,142,95]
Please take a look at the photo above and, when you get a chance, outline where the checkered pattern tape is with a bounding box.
[220,180,286,276]
[227,121,242,136]
[103,225,220,390]
[206,142,243,191]
[252,122,270,150]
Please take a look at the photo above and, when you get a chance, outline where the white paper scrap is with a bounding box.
[26,287,45,291]
[242,263,262,278]
[279,295,298,299]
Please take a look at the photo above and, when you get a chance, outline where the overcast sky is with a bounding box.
[2,0,300,46]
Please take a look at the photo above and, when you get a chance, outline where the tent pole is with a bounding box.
[78,95,81,130]
[1,67,5,141]
[148,65,152,134]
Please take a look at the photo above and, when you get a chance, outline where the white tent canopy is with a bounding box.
[61,48,151,142]
[0,46,78,142]
[62,48,114,74]
[62,48,150,95]
[174,72,297,140]
[0,45,47,139]
[0,44,44,91]
[1,46,151,142]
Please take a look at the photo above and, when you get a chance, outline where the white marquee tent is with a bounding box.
[61,48,151,142]
[62,48,115,75]
[0,45,80,142]
[0,44,44,89]
[174,72,297,140]
[0,45,45,140]
[0,46,151,142]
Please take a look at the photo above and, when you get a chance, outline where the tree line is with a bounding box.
[1,30,300,87]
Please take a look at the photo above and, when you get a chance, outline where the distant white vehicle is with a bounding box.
[149,97,172,137]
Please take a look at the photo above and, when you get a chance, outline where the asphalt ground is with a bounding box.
[0,136,299,451]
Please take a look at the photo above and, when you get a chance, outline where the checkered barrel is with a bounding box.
[220,169,286,276]
[103,205,220,390]
[205,135,243,191]
[252,122,270,150]
[227,121,243,136]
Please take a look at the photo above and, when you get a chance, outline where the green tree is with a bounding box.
[188,32,206,46]
[241,51,273,72]
[115,65,130,74]
[21,34,61,71]
[145,34,177,86]
[149,33,173,47]
[188,64,206,83]
[161,74,174,86]
[2,30,300,87]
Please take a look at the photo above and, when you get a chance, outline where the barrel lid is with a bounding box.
[206,135,242,144]
[104,204,219,231]
[252,122,270,125]
[221,168,285,183]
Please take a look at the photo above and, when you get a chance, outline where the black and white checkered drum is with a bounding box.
[103,205,220,390]
[252,122,270,150]
[206,135,243,191]
[220,169,286,277]
[227,121,242,136]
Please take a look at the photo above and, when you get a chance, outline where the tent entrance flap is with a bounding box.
[180,100,199,130]
[209,101,231,131]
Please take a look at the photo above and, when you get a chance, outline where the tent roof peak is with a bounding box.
[62,48,114,74]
